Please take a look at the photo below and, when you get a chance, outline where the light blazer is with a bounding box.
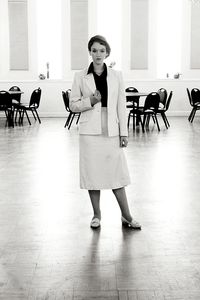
[69,66,128,137]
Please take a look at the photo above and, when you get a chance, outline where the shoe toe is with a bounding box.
[90,217,101,228]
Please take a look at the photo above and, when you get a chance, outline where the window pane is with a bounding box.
[36,0,62,79]
[156,0,182,78]
[97,0,122,69]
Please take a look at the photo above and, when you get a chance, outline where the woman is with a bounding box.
[70,35,141,230]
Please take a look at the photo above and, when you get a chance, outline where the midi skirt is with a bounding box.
[79,108,131,190]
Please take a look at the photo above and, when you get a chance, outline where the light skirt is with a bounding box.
[79,108,131,190]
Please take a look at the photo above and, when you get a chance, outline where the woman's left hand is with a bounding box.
[120,136,128,147]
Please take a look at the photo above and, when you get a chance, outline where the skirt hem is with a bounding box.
[80,181,131,190]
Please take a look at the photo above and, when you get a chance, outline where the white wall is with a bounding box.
[0,0,200,117]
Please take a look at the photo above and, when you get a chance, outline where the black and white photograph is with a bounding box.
[1,0,200,299]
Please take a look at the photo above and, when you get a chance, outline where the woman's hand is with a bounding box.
[90,90,101,106]
[120,136,128,147]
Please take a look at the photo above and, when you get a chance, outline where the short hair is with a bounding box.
[88,35,111,58]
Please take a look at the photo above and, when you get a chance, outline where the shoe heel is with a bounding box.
[122,221,129,227]
[121,216,129,227]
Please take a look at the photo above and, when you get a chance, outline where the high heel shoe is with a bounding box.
[90,217,101,229]
[121,216,141,230]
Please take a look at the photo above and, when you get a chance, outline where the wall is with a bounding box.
[0,0,200,118]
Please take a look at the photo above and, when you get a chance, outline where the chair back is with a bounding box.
[125,87,140,108]
[29,88,41,108]
[144,92,160,111]
[165,91,173,111]
[0,90,12,108]
[9,86,21,103]
[191,88,200,105]
[186,88,192,106]
[62,89,71,112]
[157,88,167,107]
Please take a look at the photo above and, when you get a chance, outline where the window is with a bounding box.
[36,0,62,79]
[97,0,122,69]
[156,0,183,78]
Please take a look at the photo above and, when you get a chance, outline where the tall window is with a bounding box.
[36,0,62,79]
[156,0,183,78]
[97,0,122,69]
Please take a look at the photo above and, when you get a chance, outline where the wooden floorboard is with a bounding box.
[0,116,200,299]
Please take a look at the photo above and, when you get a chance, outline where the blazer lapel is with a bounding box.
[83,72,96,94]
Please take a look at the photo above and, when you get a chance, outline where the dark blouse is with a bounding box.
[87,63,108,107]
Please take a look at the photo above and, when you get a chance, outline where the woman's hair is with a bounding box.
[88,35,111,57]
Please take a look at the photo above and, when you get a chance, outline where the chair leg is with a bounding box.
[188,108,195,122]
[161,112,168,129]
[142,115,146,133]
[146,115,150,127]
[163,113,170,128]
[64,113,72,128]
[34,108,41,123]
[31,109,37,120]
[6,109,14,127]
[68,114,75,129]
[127,112,131,129]
[133,113,136,130]
[154,115,160,131]
[14,109,18,123]
[64,118,68,128]
[24,110,31,125]
[18,110,24,125]
[136,114,140,126]
[76,113,81,124]
[151,115,155,123]
[190,108,196,123]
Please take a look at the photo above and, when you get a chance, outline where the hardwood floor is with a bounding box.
[0,116,200,299]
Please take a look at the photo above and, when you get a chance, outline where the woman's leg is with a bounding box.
[112,187,132,221]
[88,190,101,219]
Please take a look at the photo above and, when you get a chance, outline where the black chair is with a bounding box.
[17,88,41,125]
[62,89,80,129]
[126,87,143,130]
[188,88,200,123]
[157,88,167,108]
[137,92,160,132]
[156,91,172,129]
[0,90,14,127]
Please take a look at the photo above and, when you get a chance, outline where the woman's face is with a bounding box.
[89,42,107,65]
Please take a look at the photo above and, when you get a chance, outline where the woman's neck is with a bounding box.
[93,63,104,75]
[93,62,104,72]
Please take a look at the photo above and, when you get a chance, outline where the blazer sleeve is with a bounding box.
[69,72,94,113]
[117,71,128,137]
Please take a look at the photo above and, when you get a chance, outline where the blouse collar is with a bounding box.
[87,62,107,76]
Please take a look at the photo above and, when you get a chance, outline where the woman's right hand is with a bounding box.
[90,90,101,106]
